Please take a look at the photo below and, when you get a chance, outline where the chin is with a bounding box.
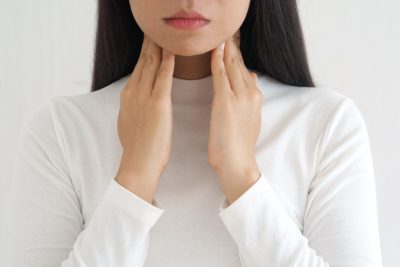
[164,44,211,57]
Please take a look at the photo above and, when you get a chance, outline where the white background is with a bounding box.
[1,0,399,266]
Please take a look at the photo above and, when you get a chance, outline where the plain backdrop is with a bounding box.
[1,0,399,266]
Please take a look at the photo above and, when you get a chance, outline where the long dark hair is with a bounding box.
[91,0,315,92]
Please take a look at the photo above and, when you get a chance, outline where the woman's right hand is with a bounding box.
[115,34,175,203]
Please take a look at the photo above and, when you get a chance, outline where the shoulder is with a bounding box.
[256,73,365,126]
[20,75,128,149]
[255,73,369,161]
[51,75,127,116]
[38,75,129,129]
[257,73,346,104]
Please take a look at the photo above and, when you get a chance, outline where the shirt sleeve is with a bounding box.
[8,102,165,267]
[217,97,383,267]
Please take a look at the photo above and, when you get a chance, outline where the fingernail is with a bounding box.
[219,42,225,51]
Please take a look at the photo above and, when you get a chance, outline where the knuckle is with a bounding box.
[252,90,263,102]
[227,56,238,65]
[120,88,129,99]
[138,52,146,62]
[157,67,171,78]
[217,68,227,77]
[244,91,261,102]
[146,54,155,64]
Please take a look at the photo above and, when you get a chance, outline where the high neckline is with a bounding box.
[171,74,213,105]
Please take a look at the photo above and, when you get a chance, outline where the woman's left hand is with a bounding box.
[208,31,263,205]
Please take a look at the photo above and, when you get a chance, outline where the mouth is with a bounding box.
[164,8,209,20]
[164,18,210,30]
[163,8,210,30]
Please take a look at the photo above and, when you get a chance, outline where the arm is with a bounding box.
[8,103,164,267]
[217,98,383,266]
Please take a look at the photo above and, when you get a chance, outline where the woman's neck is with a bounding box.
[173,51,212,80]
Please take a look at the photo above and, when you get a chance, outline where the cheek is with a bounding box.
[129,0,156,30]
[216,0,250,35]
[212,10,246,44]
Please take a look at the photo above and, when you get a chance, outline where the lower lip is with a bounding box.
[164,18,209,30]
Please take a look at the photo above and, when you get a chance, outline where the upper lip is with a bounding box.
[165,9,209,20]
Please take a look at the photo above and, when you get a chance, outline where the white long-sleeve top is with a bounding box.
[8,72,383,266]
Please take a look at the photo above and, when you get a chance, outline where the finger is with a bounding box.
[251,72,258,82]
[138,36,162,97]
[152,49,175,99]
[233,30,240,47]
[233,31,255,88]
[232,30,252,86]
[238,54,254,88]
[224,35,247,97]
[210,41,231,96]
[127,35,149,89]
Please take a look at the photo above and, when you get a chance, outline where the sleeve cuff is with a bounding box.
[104,179,165,229]
[218,172,270,216]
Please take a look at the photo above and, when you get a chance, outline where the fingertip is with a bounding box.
[234,30,240,40]
[233,33,240,47]
[251,72,258,80]
[212,42,225,62]
[217,42,225,53]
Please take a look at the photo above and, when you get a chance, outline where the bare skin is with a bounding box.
[115,34,175,204]
[117,2,262,205]
[128,0,251,80]
[173,53,212,80]
[115,31,262,206]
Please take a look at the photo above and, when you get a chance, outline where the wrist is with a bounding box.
[213,159,259,180]
[115,172,159,204]
[214,164,261,205]
[119,153,164,178]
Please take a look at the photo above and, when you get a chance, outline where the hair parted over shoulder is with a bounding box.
[90,0,315,92]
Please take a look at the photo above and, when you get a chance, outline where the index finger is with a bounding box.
[211,41,231,96]
[152,49,175,99]
[126,35,150,89]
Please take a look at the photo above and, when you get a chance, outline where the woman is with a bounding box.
[9,0,383,266]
